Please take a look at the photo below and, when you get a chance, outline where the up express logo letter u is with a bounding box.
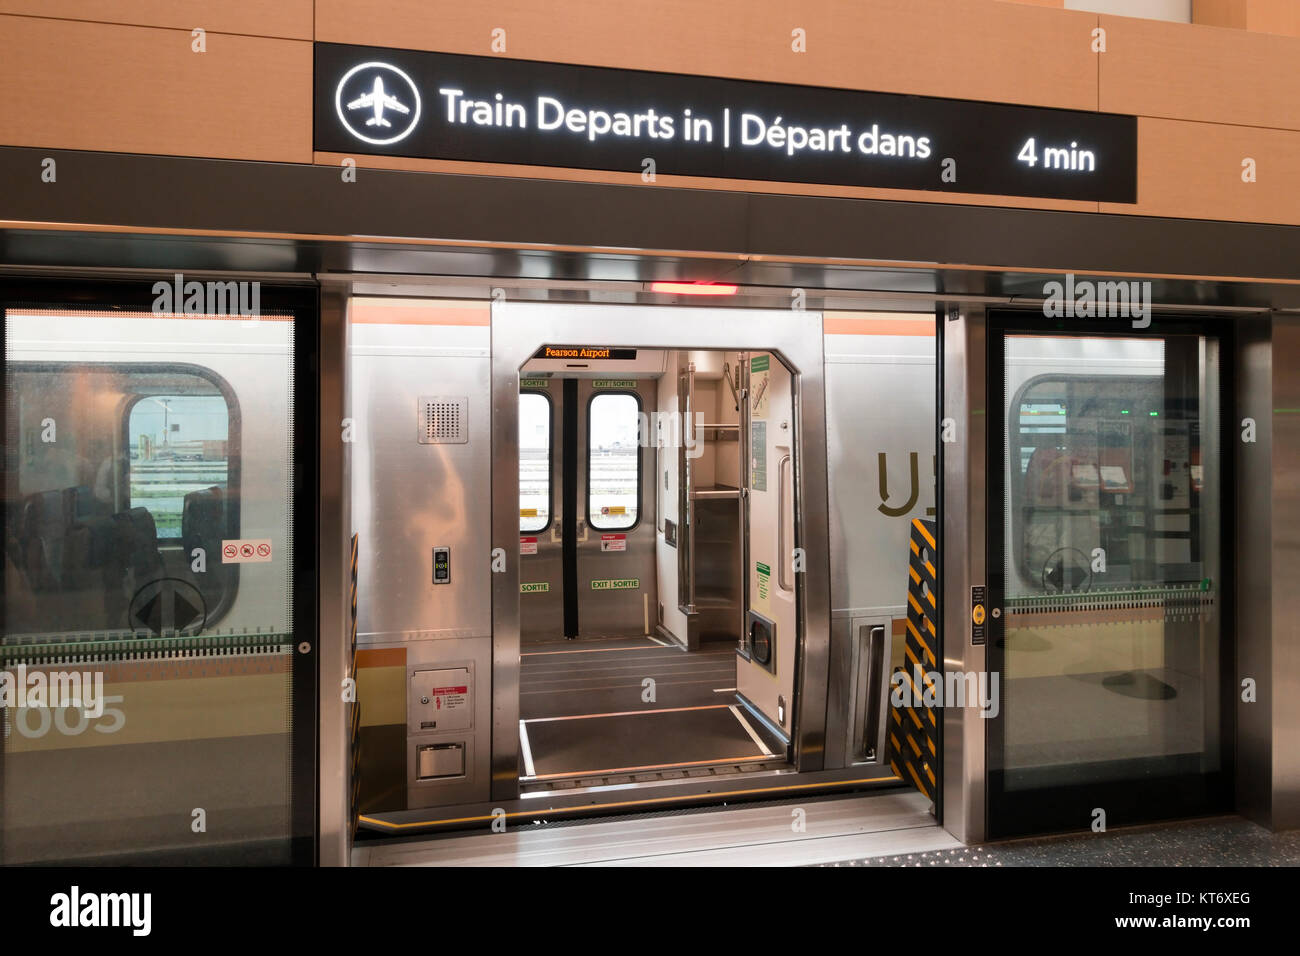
[334,61,422,145]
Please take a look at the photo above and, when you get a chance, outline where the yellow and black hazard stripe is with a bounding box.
[348,533,362,840]
[888,517,939,801]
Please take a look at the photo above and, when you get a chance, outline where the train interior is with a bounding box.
[513,347,796,788]
[349,299,935,827]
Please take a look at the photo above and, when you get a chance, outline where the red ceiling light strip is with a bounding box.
[649,281,739,296]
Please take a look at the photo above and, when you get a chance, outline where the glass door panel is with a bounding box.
[988,325,1231,837]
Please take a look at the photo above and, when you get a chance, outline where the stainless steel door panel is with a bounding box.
[575,378,658,638]
[519,385,565,641]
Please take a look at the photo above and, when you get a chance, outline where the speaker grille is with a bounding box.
[418,396,468,444]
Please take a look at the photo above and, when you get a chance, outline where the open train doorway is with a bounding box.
[490,304,833,801]
[348,295,921,836]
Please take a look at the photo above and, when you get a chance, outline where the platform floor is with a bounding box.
[822,815,1300,867]
[354,789,954,866]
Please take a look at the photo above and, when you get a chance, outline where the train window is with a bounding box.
[3,294,309,866]
[588,392,640,530]
[1008,367,1177,592]
[128,394,231,538]
[519,391,551,533]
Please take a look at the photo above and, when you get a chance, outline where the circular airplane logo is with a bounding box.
[334,61,421,146]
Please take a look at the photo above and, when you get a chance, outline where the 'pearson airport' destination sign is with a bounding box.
[314,42,1138,204]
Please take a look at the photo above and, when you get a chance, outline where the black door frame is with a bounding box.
[0,275,319,865]
[984,309,1237,838]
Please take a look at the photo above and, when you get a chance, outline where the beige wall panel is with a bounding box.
[1099,13,1300,129]
[314,151,1098,217]
[1099,116,1300,224]
[0,2,312,39]
[0,16,312,161]
[315,0,1100,111]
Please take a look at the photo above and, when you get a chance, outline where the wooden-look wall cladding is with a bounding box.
[0,15,312,162]
[315,0,1102,112]
[0,1,313,39]
[1099,14,1300,129]
[1,1,1300,226]
[1101,117,1300,226]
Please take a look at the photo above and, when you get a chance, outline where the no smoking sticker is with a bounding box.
[222,538,273,564]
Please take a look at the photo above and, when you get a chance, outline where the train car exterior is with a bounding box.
[2,1,1300,872]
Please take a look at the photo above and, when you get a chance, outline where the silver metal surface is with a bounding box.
[492,303,834,796]
[417,396,469,444]
[351,324,492,643]
[678,364,696,615]
[1271,316,1300,828]
[777,453,793,592]
[317,286,352,866]
[854,622,892,763]
[356,790,947,867]
[1242,314,1300,829]
[360,760,899,833]
[519,386,564,641]
[1235,320,1268,828]
[401,636,493,808]
[941,304,987,844]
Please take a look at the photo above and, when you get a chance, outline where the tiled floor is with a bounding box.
[822,815,1300,867]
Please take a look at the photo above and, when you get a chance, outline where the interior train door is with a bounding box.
[518,381,563,641]
[575,378,657,638]
[737,351,800,739]
[519,376,657,642]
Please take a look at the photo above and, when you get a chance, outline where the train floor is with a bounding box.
[353,790,953,866]
[518,635,788,784]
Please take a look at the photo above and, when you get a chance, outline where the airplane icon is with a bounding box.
[346,76,411,129]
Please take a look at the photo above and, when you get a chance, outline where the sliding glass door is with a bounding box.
[986,316,1232,837]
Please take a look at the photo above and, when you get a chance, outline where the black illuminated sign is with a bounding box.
[533,346,637,361]
[315,42,1137,204]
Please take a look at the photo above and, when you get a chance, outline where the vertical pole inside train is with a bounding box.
[561,378,580,638]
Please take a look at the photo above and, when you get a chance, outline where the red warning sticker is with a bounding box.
[431,686,469,711]
[520,536,538,555]
[600,534,627,552]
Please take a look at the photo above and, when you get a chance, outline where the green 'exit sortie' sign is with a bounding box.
[591,578,639,590]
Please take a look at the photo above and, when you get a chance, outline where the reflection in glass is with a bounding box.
[996,334,1222,799]
[3,307,298,864]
